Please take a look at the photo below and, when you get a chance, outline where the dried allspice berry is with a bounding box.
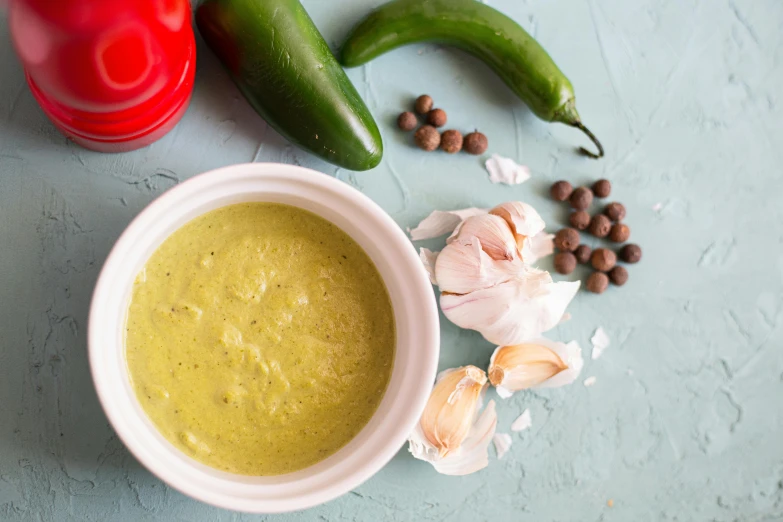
[604,202,626,221]
[619,244,642,263]
[569,210,590,230]
[463,132,488,155]
[609,223,631,243]
[574,244,592,264]
[609,266,628,286]
[397,111,417,131]
[414,125,441,151]
[591,248,617,272]
[592,179,611,198]
[570,187,593,211]
[440,130,463,153]
[554,252,577,275]
[587,272,609,294]
[426,108,447,127]
[550,180,573,202]
[415,94,433,115]
[588,214,612,238]
[554,228,580,252]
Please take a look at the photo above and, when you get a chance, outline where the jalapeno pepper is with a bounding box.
[197,0,383,171]
[340,0,604,159]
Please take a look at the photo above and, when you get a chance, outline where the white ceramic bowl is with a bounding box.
[88,163,440,513]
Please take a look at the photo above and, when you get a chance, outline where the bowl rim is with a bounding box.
[88,163,440,513]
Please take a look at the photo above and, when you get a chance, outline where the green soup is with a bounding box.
[125,203,395,475]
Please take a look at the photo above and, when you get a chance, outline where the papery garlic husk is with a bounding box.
[448,214,519,261]
[440,266,580,346]
[434,237,523,295]
[489,202,546,260]
[419,248,439,285]
[492,432,513,459]
[488,338,584,398]
[524,232,555,264]
[408,208,487,241]
[408,367,498,475]
[419,366,488,456]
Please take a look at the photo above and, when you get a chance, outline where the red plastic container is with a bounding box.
[8,0,196,152]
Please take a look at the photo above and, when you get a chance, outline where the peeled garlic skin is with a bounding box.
[409,208,486,241]
[419,366,487,457]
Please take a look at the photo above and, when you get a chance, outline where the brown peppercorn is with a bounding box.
[426,108,447,127]
[554,228,580,252]
[554,252,577,275]
[619,244,642,263]
[415,94,433,115]
[591,248,617,272]
[463,132,488,155]
[440,130,463,153]
[588,214,612,238]
[604,202,626,221]
[414,125,441,151]
[574,244,592,264]
[569,210,590,230]
[592,179,611,198]
[609,266,628,286]
[570,187,593,210]
[397,111,417,131]
[550,180,573,202]
[586,272,609,294]
[609,223,631,243]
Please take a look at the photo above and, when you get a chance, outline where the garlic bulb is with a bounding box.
[488,338,584,398]
[408,366,498,475]
[411,202,574,345]
[448,214,519,261]
[489,201,546,261]
[440,266,579,346]
[434,237,523,295]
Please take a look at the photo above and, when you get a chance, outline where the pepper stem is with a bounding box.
[572,122,604,159]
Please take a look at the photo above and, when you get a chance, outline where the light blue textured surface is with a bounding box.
[1,1,783,520]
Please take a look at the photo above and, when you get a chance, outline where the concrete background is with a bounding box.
[1,0,782,520]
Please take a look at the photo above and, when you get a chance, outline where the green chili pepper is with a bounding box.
[197,0,383,171]
[340,0,603,159]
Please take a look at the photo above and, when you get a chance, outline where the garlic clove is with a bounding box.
[409,208,487,241]
[534,340,584,389]
[448,214,519,261]
[434,237,523,295]
[439,266,579,346]
[419,248,439,285]
[409,399,497,476]
[488,338,584,397]
[488,343,567,390]
[419,366,488,457]
[489,201,546,238]
[489,202,546,261]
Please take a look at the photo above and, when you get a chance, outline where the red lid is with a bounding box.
[9,0,196,151]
